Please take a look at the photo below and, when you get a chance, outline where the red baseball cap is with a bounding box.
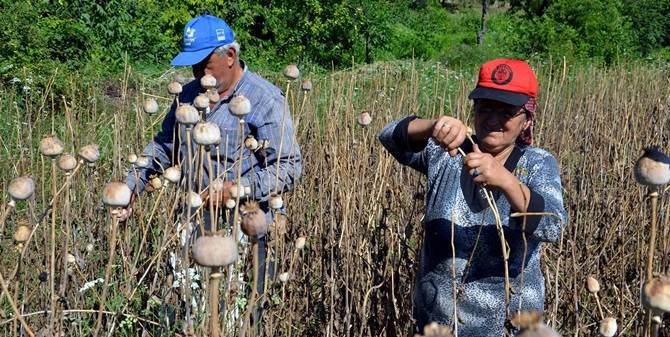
[468,59,538,106]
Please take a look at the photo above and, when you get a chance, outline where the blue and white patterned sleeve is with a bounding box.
[378,117,431,175]
[510,149,568,243]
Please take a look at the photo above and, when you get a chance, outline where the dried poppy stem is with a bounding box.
[93,216,120,336]
[209,267,224,337]
[49,158,57,334]
[0,272,35,337]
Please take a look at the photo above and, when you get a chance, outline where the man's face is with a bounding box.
[192,49,233,95]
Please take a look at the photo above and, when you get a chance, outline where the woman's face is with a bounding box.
[473,99,530,155]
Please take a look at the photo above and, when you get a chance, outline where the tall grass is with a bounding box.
[0,58,669,336]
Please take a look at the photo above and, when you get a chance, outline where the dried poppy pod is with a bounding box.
[39,136,65,157]
[240,200,267,237]
[127,153,137,164]
[167,81,182,95]
[8,176,35,202]
[134,155,150,168]
[13,225,30,243]
[295,236,306,250]
[191,234,238,267]
[193,121,221,146]
[283,63,299,80]
[225,199,236,209]
[599,317,617,337]
[175,104,199,126]
[229,94,251,119]
[194,93,210,112]
[634,147,670,186]
[210,178,224,193]
[172,73,186,84]
[228,183,245,199]
[641,276,670,314]
[513,311,561,337]
[357,111,372,126]
[301,79,312,91]
[415,322,453,337]
[150,176,162,190]
[186,191,203,208]
[163,166,181,184]
[78,144,100,164]
[102,182,132,208]
[200,74,217,90]
[269,194,283,210]
[587,276,600,293]
[58,154,77,173]
[207,89,220,104]
[278,272,290,282]
[244,135,259,151]
[143,97,159,114]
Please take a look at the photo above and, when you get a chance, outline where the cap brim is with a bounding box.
[170,47,216,67]
[468,87,531,106]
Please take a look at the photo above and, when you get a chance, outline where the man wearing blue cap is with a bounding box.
[122,14,302,327]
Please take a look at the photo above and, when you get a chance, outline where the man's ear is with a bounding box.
[226,48,237,67]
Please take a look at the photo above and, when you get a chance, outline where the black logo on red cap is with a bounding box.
[491,64,513,85]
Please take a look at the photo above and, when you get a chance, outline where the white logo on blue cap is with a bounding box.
[184,27,196,45]
[216,29,226,41]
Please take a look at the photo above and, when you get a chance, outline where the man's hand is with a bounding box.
[201,180,234,208]
[108,192,135,222]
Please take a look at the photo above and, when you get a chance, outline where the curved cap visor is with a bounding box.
[468,87,531,106]
[171,47,216,67]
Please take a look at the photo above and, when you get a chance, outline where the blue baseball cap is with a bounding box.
[171,15,235,67]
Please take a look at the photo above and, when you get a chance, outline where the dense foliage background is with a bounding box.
[1,0,670,80]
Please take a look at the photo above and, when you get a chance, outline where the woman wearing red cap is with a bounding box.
[379,59,567,336]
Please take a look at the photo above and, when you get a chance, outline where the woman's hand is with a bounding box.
[430,117,468,157]
[463,144,511,188]
[408,116,467,157]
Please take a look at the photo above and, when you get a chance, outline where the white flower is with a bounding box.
[79,278,105,292]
